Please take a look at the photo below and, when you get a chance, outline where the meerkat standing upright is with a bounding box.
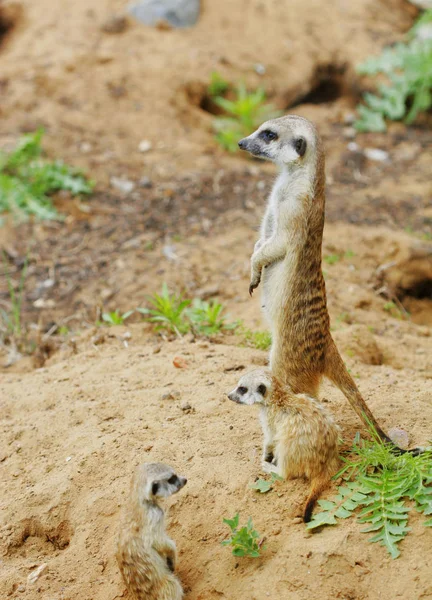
[238,115,408,453]
[117,462,187,600]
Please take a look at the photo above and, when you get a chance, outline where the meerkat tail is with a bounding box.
[324,340,392,440]
[304,476,330,523]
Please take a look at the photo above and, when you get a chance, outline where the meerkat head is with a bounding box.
[238,115,319,168]
[227,368,273,406]
[133,462,187,503]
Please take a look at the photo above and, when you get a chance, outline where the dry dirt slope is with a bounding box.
[1,304,431,599]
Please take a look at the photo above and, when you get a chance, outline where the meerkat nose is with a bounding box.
[238,138,246,149]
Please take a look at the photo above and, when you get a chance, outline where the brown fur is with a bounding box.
[228,368,340,521]
[116,463,184,600]
[266,375,340,521]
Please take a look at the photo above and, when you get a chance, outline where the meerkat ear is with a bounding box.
[294,137,307,157]
[152,481,159,495]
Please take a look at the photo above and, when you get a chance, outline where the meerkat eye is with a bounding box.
[152,482,159,495]
[294,137,307,157]
[167,475,178,485]
[237,386,248,395]
[257,384,267,396]
[259,130,278,143]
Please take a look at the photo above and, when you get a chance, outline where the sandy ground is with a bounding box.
[1,222,432,600]
[1,0,432,598]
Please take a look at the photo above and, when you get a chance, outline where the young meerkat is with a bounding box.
[228,368,340,522]
[238,115,411,453]
[117,462,187,600]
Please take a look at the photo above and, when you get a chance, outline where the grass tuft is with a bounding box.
[0,129,94,222]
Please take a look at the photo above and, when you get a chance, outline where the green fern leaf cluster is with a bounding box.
[355,10,432,131]
[307,435,432,559]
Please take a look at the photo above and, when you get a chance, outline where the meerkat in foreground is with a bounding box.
[117,463,187,600]
[238,115,411,453]
[228,368,340,522]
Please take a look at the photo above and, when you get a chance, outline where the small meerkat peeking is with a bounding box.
[228,368,340,522]
[238,115,413,453]
[117,463,187,600]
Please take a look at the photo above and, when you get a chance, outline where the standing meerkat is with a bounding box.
[117,462,187,600]
[228,368,340,522]
[238,115,408,451]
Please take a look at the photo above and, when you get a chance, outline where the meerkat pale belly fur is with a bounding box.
[117,463,187,600]
[228,368,340,522]
[238,115,403,449]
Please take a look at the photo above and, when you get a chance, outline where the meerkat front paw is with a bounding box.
[249,266,262,296]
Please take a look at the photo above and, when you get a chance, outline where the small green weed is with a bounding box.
[324,254,340,265]
[250,472,283,494]
[208,71,229,97]
[355,10,432,132]
[383,301,406,319]
[242,327,272,350]
[137,284,238,338]
[101,310,134,326]
[212,82,281,153]
[186,298,238,336]
[221,513,263,557]
[137,284,191,337]
[0,129,94,222]
[307,431,432,559]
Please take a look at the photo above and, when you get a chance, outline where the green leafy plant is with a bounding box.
[101,309,134,326]
[242,327,272,350]
[0,129,94,221]
[212,83,281,152]
[221,513,263,557]
[0,253,28,342]
[208,71,229,97]
[186,298,238,336]
[250,472,283,494]
[307,432,432,559]
[137,284,238,338]
[137,284,191,337]
[355,10,432,132]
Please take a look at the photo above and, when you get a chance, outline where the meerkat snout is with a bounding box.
[238,115,316,165]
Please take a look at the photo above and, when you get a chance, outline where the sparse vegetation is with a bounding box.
[210,79,281,152]
[250,472,283,494]
[307,431,432,559]
[101,310,134,326]
[221,513,263,557]
[242,327,272,350]
[0,129,94,222]
[355,10,432,132]
[207,71,229,97]
[137,284,238,337]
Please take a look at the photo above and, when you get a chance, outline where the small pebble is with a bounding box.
[138,140,152,153]
[110,177,135,194]
[363,148,389,162]
[161,390,181,401]
[101,14,128,34]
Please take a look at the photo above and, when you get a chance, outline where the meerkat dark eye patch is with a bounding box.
[294,137,307,157]
[152,482,159,495]
[257,384,267,396]
[237,386,248,395]
[259,129,278,143]
[167,474,178,485]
